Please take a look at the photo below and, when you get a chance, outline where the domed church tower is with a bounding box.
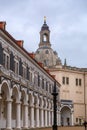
[35,17,62,68]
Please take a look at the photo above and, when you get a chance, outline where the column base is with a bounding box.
[22,127,28,130]
[14,128,21,130]
[5,128,12,130]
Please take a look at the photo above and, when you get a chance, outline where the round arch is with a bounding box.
[12,85,20,102]
[61,105,71,126]
[0,80,11,128]
[1,80,11,100]
[21,89,27,103]
[29,92,34,106]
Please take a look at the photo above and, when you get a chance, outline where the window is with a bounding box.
[3,52,10,69]
[44,59,49,66]
[7,55,9,69]
[23,65,26,79]
[66,77,69,85]
[14,60,19,75]
[76,78,78,86]
[76,78,82,86]
[62,77,65,84]
[45,50,49,54]
[43,34,47,42]
[62,76,69,85]
[3,53,5,67]
[46,81,48,91]
[34,73,37,85]
[42,78,44,89]
[79,79,82,86]
[38,74,40,87]
[29,70,30,81]
[49,84,52,93]
[30,72,32,82]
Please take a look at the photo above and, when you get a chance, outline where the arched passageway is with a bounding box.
[61,106,72,126]
[0,81,11,129]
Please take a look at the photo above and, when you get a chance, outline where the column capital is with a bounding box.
[16,101,21,104]
[30,104,34,108]
[35,104,39,109]
[23,103,29,106]
[6,99,12,102]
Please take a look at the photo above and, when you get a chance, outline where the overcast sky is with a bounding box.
[0,0,87,68]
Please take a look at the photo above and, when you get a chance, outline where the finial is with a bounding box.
[44,16,46,24]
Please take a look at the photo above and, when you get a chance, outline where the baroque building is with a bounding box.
[35,17,87,126]
[0,21,60,129]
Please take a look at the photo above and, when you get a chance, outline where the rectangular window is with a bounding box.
[46,81,48,91]
[49,84,52,93]
[23,66,26,79]
[79,79,82,86]
[34,74,36,85]
[76,78,82,86]
[42,78,44,89]
[38,74,40,87]
[7,55,9,69]
[3,53,5,67]
[76,78,78,86]
[29,70,30,81]
[62,77,65,84]
[14,60,19,75]
[30,72,32,82]
[3,53,10,69]
[66,77,69,85]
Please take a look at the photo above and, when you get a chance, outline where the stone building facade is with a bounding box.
[35,18,87,126]
[0,21,60,129]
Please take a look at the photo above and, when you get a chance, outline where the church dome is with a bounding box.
[35,17,62,68]
[35,47,62,67]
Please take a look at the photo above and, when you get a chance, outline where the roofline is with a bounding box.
[0,28,61,87]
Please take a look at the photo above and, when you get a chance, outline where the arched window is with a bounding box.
[45,50,49,54]
[43,34,47,42]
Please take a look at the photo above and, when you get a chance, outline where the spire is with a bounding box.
[64,58,67,66]
[41,16,49,31]
[44,16,46,24]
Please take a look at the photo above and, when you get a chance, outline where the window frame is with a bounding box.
[3,51,10,70]
[14,58,19,75]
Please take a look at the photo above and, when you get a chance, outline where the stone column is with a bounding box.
[30,105,34,128]
[36,105,39,127]
[45,109,47,127]
[41,108,44,127]
[52,110,54,125]
[23,103,28,128]
[50,111,52,125]
[16,101,21,129]
[48,110,51,126]
[6,99,12,129]
[71,111,74,126]
[58,111,61,126]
